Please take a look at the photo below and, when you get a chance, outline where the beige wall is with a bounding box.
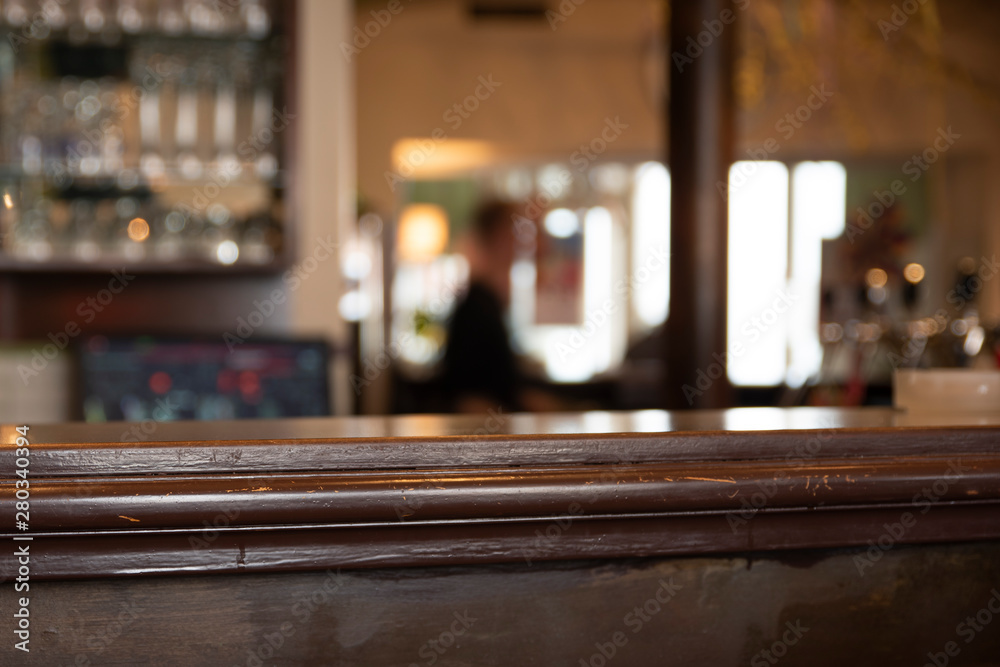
[355,0,665,213]
[354,0,1000,322]
[291,0,355,415]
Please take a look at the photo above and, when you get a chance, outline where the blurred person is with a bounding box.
[442,199,539,414]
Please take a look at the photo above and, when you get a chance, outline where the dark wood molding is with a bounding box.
[3,411,1000,580]
[20,456,1000,529]
[6,424,1000,476]
[18,503,1000,580]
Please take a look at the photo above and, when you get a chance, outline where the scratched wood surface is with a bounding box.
[2,542,999,666]
[1,409,1000,578]
[1,410,999,664]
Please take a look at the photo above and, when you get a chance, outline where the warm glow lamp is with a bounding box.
[397,204,449,262]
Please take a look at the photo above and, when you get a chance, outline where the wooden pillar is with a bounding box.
[664,0,736,409]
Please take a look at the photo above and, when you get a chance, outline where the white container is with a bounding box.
[894,369,1000,412]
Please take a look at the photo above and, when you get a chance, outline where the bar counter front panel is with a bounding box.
[2,407,999,665]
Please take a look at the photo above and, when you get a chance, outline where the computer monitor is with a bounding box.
[78,336,330,422]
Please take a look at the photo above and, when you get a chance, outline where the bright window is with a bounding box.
[789,161,847,387]
[727,161,790,386]
[727,160,846,386]
[631,162,671,328]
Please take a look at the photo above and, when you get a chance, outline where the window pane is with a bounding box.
[631,162,671,328]
[727,161,790,386]
[789,161,847,387]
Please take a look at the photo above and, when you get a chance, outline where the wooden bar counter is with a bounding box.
[2,408,1000,665]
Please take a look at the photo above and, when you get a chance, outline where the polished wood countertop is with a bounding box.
[4,407,1000,476]
[2,407,999,579]
[10,406,1000,445]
